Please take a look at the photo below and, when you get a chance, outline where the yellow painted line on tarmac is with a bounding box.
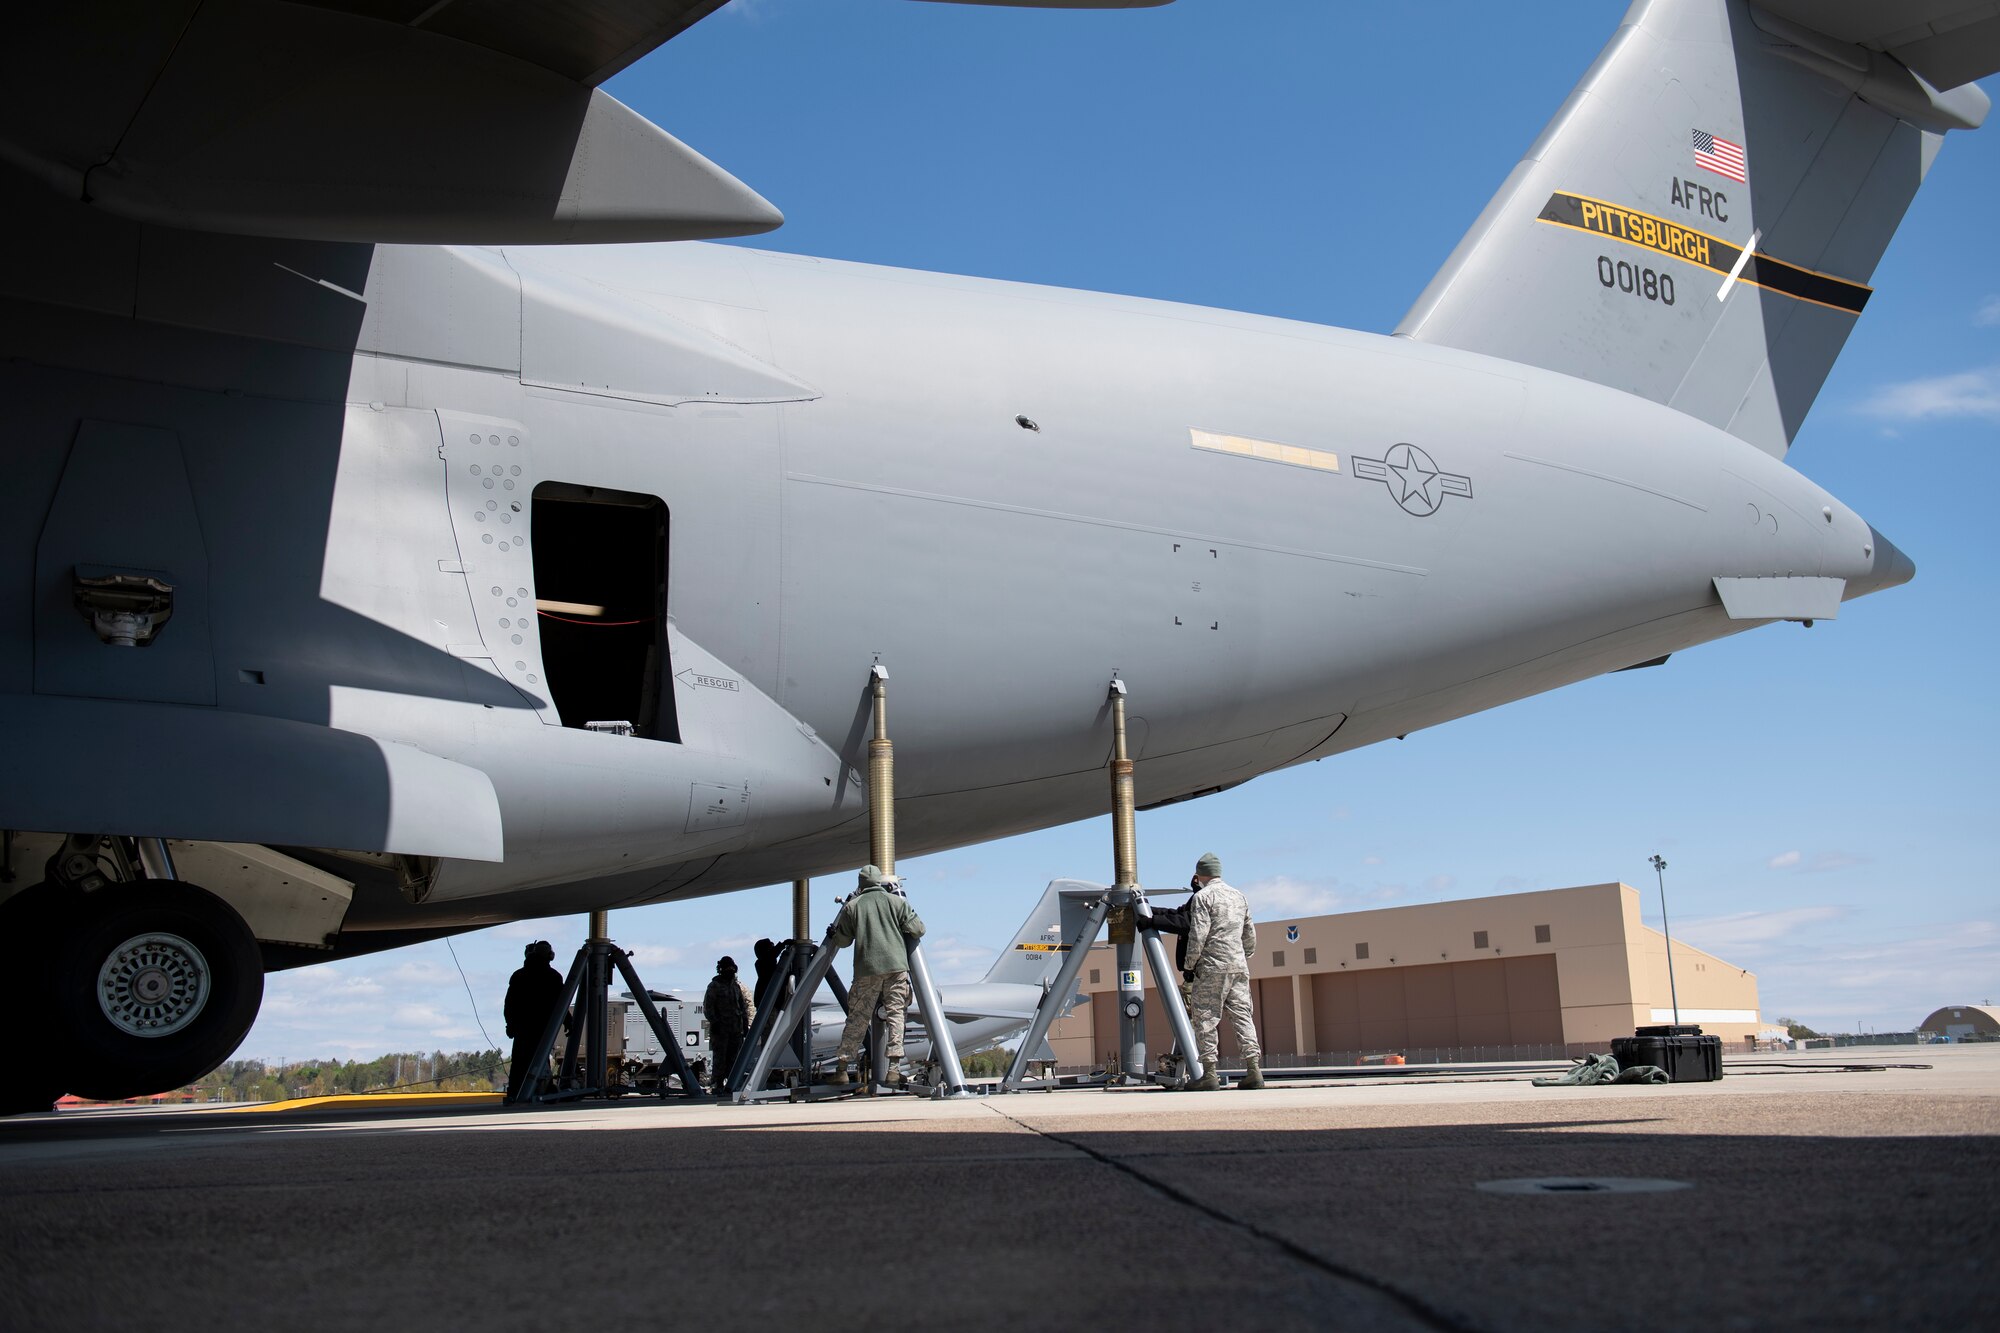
[229,1092,506,1114]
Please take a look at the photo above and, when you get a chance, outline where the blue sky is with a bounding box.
[245,1,1997,1060]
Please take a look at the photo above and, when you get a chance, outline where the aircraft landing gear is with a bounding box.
[0,834,267,1110]
[49,880,263,1102]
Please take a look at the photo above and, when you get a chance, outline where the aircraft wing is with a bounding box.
[812,1001,1038,1024]
[0,0,770,244]
[341,0,738,89]
[939,1007,1039,1023]
[0,1,1170,245]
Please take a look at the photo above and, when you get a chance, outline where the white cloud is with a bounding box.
[1239,875,1348,917]
[1751,919,2000,1032]
[1361,855,1384,867]
[919,935,1000,984]
[259,967,387,1018]
[1425,874,1456,895]
[1854,365,2000,421]
[391,1004,451,1028]
[1802,920,1998,992]
[1680,905,1848,953]
[626,944,685,968]
[1976,295,2000,326]
[1766,849,1866,874]
[384,960,457,986]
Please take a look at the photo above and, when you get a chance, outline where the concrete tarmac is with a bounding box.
[3,1046,1995,1331]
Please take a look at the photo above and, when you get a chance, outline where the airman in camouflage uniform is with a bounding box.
[824,865,925,1088]
[1183,852,1264,1091]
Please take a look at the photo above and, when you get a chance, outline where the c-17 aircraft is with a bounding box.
[0,0,1993,1112]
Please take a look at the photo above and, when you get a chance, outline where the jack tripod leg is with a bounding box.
[1002,892,1112,1090]
[584,940,609,1094]
[1139,923,1203,1085]
[905,934,969,1095]
[735,933,844,1102]
[609,948,703,1097]
[725,942,798,1095]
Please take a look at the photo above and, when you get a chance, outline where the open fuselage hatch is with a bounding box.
[530,483,677,742]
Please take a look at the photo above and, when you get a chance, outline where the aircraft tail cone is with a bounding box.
[1851,525,1916,600]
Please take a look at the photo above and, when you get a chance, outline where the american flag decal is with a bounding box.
[1692,129,1747,183]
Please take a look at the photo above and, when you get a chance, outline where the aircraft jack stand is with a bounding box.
[1001,680,1205,1093]
[732,664,975,1102]
[728,892,974,1102]
[996,884,1204,1092]
[722,935,852,1100]
[514,910,706,1104]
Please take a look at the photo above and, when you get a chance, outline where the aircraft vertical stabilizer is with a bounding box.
[981,880,1102,986]
[1396,0,1994,457]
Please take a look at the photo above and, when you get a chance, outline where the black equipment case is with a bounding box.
[1611,1024,1723,1082]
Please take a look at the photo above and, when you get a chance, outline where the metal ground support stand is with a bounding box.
[897,883,970,1096]
[729,905,963,1101]
[723,936,824,1094]
[734,663,973,1101]
[732,920,858,1102]
[1001,679,1203,1092]
[516,909,705,1103]
[998,884,1201,1091]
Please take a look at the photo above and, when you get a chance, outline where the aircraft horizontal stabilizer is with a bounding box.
[1752,0,2000,93]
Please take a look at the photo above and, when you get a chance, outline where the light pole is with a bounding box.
[1649,853,1680,1028]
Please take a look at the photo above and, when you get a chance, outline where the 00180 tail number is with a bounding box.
[1597,255,1675,305]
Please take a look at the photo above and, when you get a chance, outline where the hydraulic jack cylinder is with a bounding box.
[866,665,968,1096]
[1107,681,1147,1082]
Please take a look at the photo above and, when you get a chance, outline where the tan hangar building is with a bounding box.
[1045,881,1761,1067]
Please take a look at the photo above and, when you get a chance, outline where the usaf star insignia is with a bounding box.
[1353,443,1473,517]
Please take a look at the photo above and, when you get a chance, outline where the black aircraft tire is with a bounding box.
[0,883,76,1113]
[51,881,264,1103]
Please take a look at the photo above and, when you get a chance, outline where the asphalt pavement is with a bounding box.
[2,1046,1994,1332]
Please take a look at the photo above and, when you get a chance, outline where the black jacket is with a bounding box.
[504,962,566,1040]
[704,973,752,1037]
[1144,885,1204,977]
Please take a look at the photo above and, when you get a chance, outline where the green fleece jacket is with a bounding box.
[828,883,925,978]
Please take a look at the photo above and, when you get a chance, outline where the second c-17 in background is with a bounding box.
[0,0,1991,1107]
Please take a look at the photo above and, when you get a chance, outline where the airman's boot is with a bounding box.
[1187,1070,1220,1092]
[824,1064,850,1086]
[1240,1057,1266,1090]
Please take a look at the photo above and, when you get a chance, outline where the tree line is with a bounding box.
[186,1049,506,1103]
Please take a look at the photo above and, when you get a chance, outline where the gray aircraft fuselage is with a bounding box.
[1,220,1909,936]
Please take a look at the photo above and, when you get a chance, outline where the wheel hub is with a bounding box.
[97,932,211,1038]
